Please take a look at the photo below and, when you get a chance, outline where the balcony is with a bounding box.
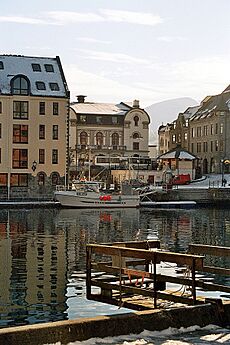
[75,145,127,151]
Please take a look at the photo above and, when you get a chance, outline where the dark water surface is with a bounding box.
[0,207,229,328]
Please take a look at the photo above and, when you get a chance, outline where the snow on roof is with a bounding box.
[70,101,131,115]
[158,149,197,160]
[0,55,68,97]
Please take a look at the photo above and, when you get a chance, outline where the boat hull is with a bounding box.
[54,190,139,208]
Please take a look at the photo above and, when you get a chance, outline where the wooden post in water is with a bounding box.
[191,258,196,305]
[86,246,92,300]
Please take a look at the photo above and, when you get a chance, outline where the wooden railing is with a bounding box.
[86,241,204,309]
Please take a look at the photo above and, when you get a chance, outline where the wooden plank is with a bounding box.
[195,280,230,293]
[87,244,204,269]
[189,244,230,257]
[202,265,230,276]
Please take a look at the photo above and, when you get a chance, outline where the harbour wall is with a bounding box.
[0,301,229,345]
[152,187,230,205]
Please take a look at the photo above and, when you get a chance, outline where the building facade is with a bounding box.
[158,86,230,175]
[69,96,150,180]
[0,55,69,199]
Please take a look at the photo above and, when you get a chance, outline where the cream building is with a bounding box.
[0,55,69,199]
[69,96,150,180]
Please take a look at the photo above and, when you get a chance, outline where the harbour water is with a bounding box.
[0,207,230,328]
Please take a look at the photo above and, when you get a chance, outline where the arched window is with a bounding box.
[134,115,139,126]
[112,133,119,146]
[51,172,59,186]
[37,172,45,186]
[133,132,140,139]
[11,75,30,95]
[80,131,88,145]
[96,132,103,147]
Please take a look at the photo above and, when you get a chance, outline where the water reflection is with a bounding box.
[0,207,229,327]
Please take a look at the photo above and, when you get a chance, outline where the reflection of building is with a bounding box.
[69,96,150,179]
[0,55,69,199]
[0,210,68,326]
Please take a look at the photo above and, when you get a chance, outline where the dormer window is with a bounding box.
[45,64,54,72]
[49,82,59,91]
[0,61,4,70]
[36,81,46,90]
[11,76,30,95]
[32,63,41,72]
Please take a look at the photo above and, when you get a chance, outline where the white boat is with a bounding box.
[54,181,140,208]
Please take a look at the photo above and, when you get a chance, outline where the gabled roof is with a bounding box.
[0,54,69,97]
[158,146,197,160]
[190,89,230,121]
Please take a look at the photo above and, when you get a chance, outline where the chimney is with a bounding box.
[77,95,86,103]
[133,99,139,108]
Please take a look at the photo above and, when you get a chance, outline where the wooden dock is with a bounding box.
[86,241,230,311]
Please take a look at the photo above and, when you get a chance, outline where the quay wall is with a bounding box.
[154,188,230,205]
[0,302,229,345]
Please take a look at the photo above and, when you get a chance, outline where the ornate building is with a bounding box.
[69,96,150,179]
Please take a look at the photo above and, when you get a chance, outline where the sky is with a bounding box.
[1,0,230,107]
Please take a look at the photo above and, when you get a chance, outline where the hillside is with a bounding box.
[145,97,198,144]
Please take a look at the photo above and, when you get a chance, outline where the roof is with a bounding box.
[70,101,131,115]
[0,54,69,97]
[190,88,230,121]
[158,147,197,160]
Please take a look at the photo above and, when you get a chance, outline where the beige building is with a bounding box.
[69,96,150,180]
[0,55,69,199]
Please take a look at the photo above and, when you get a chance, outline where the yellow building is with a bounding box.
[0,55,69,199]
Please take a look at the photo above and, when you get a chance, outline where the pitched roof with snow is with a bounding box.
[70,101,131,115]
[0,54,69,97]
[158,146,197,160]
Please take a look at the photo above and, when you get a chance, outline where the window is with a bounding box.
[197,142,201,153]
[191,143,194,152]
[53,125,58,140]
[39,125,45,139]
[210,124,214,135]
[53,102,59,115]
[185,119,189,127]
[203,142,208,152]
[13,125,28,143]
[220,140,224,152]
[0,174,7,186]
[44,64,54,72]
[211,141,213,152]
[38,172,45,186]
[36,81,46,90]
[13,101,28,119]
[0,61,4,70]
[49,82,59,91]
[52,149,58,164]
[39,102,45,115]
[0,101,2,113]
[32,63,41,72]
[39,149,45,164]
[10,174,28,186]
[112,116,118,124]
[197,126,202,137]
[184,132,188,141]
[133,132,140,139]
[215,123,218,134]
[96,132,103,147]
[11,76,29,95]
[0,148,1,163]
[0,124,1,138]
[172,134,176,143]
[220,123,223,134]
[51,172,59,186]
[133,142,139,150]
[79,115,86,123]
[96,116,102,124]
[80,131,88,145]
[134,116,139,126]
[112,133,119,146]
[203,125,208,136]
[191,128,195,138]
[12,149,28,168]
[215,140,218,151]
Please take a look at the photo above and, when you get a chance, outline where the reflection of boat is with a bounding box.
[54,181,139,208]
